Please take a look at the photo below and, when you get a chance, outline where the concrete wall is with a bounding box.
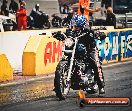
[22,28,132,76]
[0,52,13,82]
[23,35,63,75]
[0,28,66,72]
[0,28,132,74]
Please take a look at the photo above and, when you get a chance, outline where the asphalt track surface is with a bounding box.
[0,61,132,111]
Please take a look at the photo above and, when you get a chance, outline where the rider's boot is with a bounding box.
[99,87,105,94]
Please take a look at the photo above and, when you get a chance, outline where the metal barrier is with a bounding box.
[125,13,132,28]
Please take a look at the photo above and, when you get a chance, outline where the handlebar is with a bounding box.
[52,30,106,41]
[52,31,65,41]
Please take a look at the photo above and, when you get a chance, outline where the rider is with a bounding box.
[54,13,105,95]
[54,14,106,94]
[29,4,41,28]
[70,14,105,94]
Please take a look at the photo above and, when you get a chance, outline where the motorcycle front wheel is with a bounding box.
[54,61,70,100]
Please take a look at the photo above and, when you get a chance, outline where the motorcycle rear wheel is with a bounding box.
[54,61,70,100]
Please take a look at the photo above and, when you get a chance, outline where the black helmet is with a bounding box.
[35,3,40,11]
[35,4,39,8]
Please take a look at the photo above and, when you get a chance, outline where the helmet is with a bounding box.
[35,4,40,10]
[35,4,39,8]
[72,14,86,28]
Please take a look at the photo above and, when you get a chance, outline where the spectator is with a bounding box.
[16,1,27,30]
[78,0,101,21]
[1,0,9,16]
[9,0,19,13]
[105,7,116,28]
[89,12,94,26]
[63,5,69,14]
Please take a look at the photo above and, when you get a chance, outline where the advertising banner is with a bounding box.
[23,36,63,75]
[97,30,132,64]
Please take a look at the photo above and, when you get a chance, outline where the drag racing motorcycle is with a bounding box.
[51,14,62,28]
[52,28,106,100]
[27,11,50,29]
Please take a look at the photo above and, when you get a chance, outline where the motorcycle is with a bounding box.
[62,13,73,27]
[0,14,17,32]
[27,11,51,29]
[52,28,106,100]
[51,14,62,28]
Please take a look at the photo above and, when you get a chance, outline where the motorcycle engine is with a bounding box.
[80,68,95,87]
